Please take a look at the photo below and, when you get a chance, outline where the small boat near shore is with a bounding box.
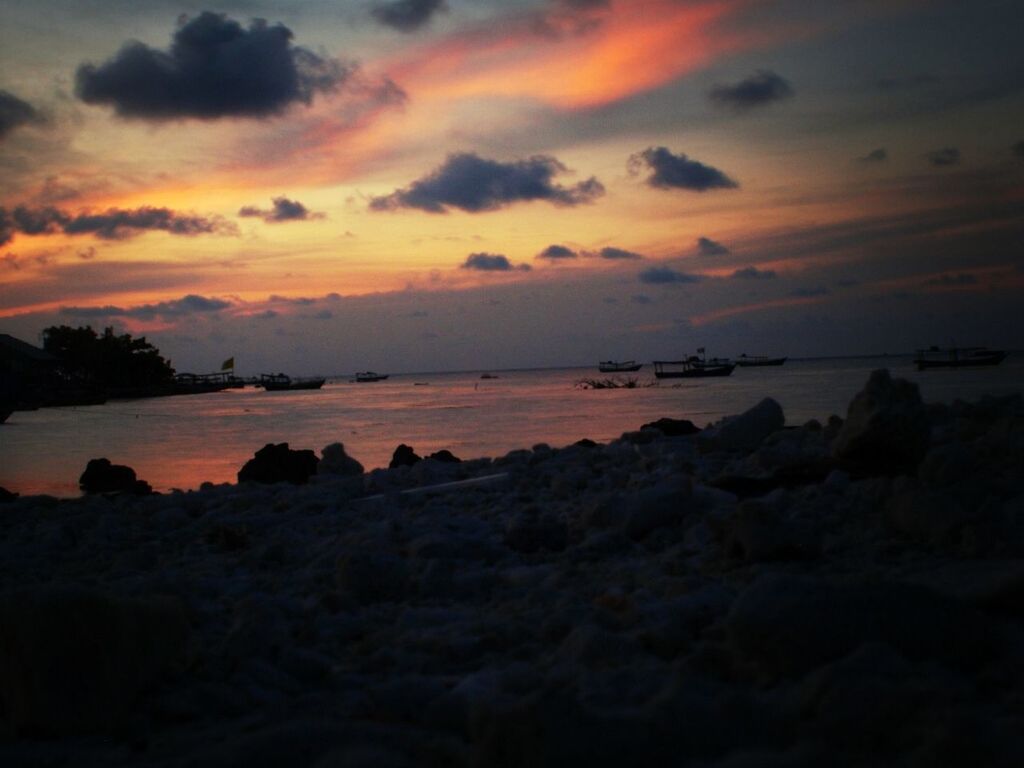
[353,371,389,383]
[736,354,787,367]
[257,373,326,391]
[914,346,1007,371]
[598,360,643,373]
[654,350,736,379]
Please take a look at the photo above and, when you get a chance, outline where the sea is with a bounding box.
[2,355,1022,498]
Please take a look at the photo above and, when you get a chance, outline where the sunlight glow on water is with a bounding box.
[2,356,1021,497]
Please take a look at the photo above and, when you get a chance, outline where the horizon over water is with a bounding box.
[2,355,1021,498]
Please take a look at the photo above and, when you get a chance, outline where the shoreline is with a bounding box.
[2,369,1024,765]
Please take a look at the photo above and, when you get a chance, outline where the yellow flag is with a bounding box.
[221,357,234,371]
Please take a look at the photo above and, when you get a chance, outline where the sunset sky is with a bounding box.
[1,0,1022,374]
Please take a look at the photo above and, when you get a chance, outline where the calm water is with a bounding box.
[2,356,1022,497]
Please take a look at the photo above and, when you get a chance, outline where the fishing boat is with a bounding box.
[913,346,1007,371]
[736,354,787,367]
[598,360,643,373]
[257,373,326,391]
[173,371,246,395]
[653,349,735,379]
[353,371,389,383]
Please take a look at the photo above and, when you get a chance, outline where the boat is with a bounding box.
[653,350,736,379]
[257,373,326,391]
[913,346,1007,371]
[598,360,643,373]
[736,354,787,367]
[353,371,389,383]
[172,371,246,395]
[480,373,499,379]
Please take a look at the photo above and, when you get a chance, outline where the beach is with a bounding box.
[2,368,1024,766]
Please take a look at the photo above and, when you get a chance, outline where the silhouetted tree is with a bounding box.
[42,325,175,389]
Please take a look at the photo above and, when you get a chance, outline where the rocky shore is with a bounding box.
[2,369,1023,767]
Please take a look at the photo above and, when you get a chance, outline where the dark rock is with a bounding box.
[574,438,599,448]
[318,442,364,477]
[426,449,461,463]
[726,573,997,682]
[0,486,18,503]
[238,443,319,485]
[640,417,700,437]
[624,476,692,540]
[78,457,152,495]
[832,369,930,476]
[389,444,421,469]
[505,512,569,553]
[336,552,409,603]
[0,586,190,735]
[725,501,820,561]
[700,398,785,453]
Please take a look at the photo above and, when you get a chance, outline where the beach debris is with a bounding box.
[237,442,319,485]
[317,442,365,477]
[78,457,153,495]
[389,443,421,468]
[639,417,700,436]
[832,368,930,476]
[574,376,647,389]
[0,587,190,735]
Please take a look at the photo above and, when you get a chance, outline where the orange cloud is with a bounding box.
[690,294,827,326]
[386,0,768,110]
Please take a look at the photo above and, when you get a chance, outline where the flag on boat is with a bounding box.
[221,356,234,371]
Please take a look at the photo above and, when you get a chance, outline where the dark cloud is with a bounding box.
[731,266,776,280]
[926,147,961,167]
[0,90,42,139]
[709,70,793,110]
[629,147,738,192]
[370,153,605,213]
[639,266,701,285]
[63,207,235,240]
[537,244,578,260]
[925,273,978,287]
[239,196,323,223]
[0,204,235,243]
[60,294,232,320]
[697,236,730,256]
[594,246,643,260]
[859,148,888,164]
[372,0,447,32]
[791,286,830,298]
[461,252,530,271]
[631,294,653,304]
[75,12,350,120]
[1013,141,1024,159]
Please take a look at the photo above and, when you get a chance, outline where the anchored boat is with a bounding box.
[653,349,735,379]
[257,373,326,391]
[598,360,643,373]
[914,346,1007,370]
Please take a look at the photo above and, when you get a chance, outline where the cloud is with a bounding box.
[709,70,793,110]
[594,246,643,260]
[0,204,235,243]
[60,294,232,320]
[537,244,578,260]
[0,90,43,139]
[75,12,351,120]
[1013,141,1024,159]
[925,273,978,287]
[461,252,530,271]
[239,196,324,223]
[631,294,653,304]
[639,266,701,284]
[370,153,605,213]
[697,236,730,256]
[926,147,961,167]
[372,0,447,32]
[859,148,888,164]
[629,147,738,192]
[791,286,830,297]
[731,266,776,279]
